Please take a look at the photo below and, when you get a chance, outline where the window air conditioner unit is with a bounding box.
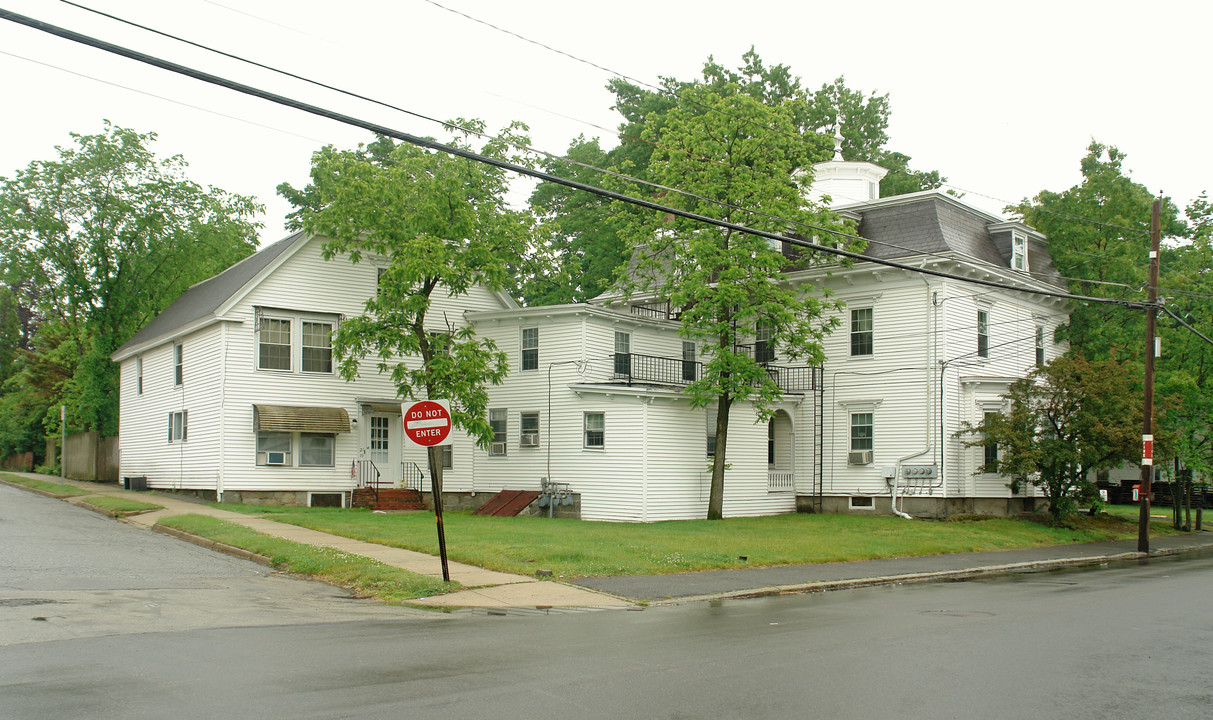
[490,442,507,456]
[848,450,873,466]
[264,451,287,466]
[520,434,539,447]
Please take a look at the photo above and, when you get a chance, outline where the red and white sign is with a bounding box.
[403,399,453,447]
[1142,434,1154,467]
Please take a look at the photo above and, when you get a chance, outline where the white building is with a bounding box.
[112,158,1068,519]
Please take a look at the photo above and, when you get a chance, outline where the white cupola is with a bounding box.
[805,129,888,208]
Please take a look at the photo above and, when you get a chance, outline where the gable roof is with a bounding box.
[112,232,307,361]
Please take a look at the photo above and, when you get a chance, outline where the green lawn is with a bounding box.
[81,495,164,514]
[0,472,87,496]
[157,514,454,602]
[210,504,1170,579]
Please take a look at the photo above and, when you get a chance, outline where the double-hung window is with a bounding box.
[136,357,143,395]
[706,405,718,457]
[520,411,540,448]
[521,328,539,371]
[850,413,873,453]
[489,409,507,456]
[682,341,697,382]
[614,331,631,377]
[256,432,292,466]
[755,322,775,364]
[584,412,604,449]
[1012,233,1028,271]
[1035,326,1045,366]
[301,322,333,373]
[173,343,184,386]
[982,411,1000,472]
[167,410,188,443]
[977,310,989,358]
[259,318,291,370]
[851,308,873,357]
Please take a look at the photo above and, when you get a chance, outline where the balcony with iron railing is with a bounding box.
[609,353,821,394]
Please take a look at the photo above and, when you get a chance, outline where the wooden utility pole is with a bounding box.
[1138,198,1162,552]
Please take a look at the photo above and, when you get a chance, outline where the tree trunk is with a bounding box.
[708,393,732,520]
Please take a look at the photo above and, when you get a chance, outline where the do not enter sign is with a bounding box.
[403,399,453,447]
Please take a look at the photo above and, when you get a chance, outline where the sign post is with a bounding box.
[404,400,453,582]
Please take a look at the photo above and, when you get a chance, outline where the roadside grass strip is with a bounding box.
[81,495,163,514]
[0,472,88,496]
[212,504,1175,579]
[157,514,456,602]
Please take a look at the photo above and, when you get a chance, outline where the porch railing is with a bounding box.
[768,472,795,492]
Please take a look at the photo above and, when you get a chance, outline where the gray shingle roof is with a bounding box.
[112,232,305,358]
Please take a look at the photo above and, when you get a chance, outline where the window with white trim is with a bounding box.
[489,409,507,456]
[256,431,292,466]
[440,444,453,470]
[1012,233,1028,272]
[167,410,188,443]
[584,412,604,449]
[682,341,697,382]
[614,331,631,376]
[706,405,718,457]
[755,321,775,364]
[136,356,143,395]
[301,322,333,373]
[982,411,999,472]
[259,317,291,370]
[173,343,183,386]
[850,412,873,452]
[1035,325,1045,366]
[851,307,873,357]
[299,433,335,467]
[520,411,540,448]
[521,327,539,371]
[977,310,989,358]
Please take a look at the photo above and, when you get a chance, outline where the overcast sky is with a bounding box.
[2,0,1208,246]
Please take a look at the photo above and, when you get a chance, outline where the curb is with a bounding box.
[647,545,1212,606]
[152,523,275,567]
[0,476,84,499]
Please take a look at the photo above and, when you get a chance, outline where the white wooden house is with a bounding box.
[113,157,1068,519]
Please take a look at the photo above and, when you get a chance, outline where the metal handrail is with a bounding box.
[610,353,821,393]
[355,459,382,502]
[402,461,425,491]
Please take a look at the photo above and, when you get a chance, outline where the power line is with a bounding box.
[0,8,1150,315]
[62,0,1151,301]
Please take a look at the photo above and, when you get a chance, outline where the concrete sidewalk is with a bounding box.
[1,474,628,609]
[6,473,1212,610]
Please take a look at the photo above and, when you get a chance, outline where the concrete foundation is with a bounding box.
[801,494,1043,518]
[219,490,305,506]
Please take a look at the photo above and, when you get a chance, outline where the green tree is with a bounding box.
[278,121,543,503]
[962,355,1140,521]
[0,122,262,438]
[526,51,942,305]
[617,82,855,520]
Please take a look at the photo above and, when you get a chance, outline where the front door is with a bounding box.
[367,414,401,486]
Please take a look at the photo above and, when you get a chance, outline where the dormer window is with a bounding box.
[1012,233,1028,272]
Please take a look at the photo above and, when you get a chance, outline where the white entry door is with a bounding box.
[367,414,401,486]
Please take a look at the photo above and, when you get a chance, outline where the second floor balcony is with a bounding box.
[608,353,821,394]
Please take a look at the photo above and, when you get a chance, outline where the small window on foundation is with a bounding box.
[309,493,343,508]
[849,496,875,509]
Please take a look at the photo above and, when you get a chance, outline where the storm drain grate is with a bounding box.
[0,598,59,607]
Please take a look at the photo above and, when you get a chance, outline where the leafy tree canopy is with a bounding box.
[525,50,943,305]
[278,121,545,449]
[962,355,1140,521]
[613,79,855,519]
[0,122,262,438]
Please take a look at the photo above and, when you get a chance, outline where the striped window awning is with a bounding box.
[253,405,351,433]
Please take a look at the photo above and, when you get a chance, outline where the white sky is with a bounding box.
[2,0,1209,246]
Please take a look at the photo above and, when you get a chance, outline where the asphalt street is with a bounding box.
[0,483,435,646]
[3,481,1212,719]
